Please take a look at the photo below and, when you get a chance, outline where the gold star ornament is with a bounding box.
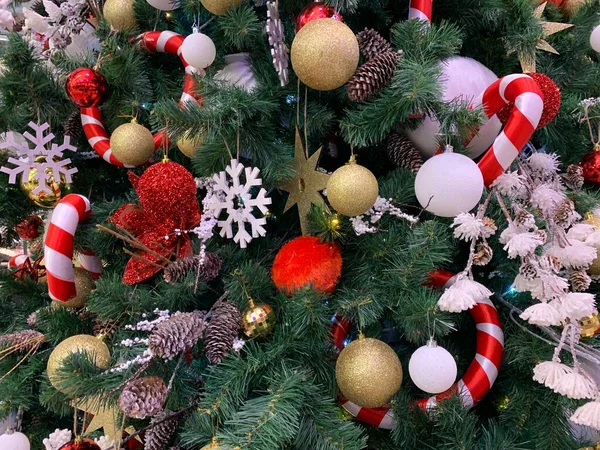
[519,2,574,72]
[278,128,330,234]
[73,397,138,445]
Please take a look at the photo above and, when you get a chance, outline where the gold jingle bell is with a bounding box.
[242,299,276,338]
[21,157,72,208]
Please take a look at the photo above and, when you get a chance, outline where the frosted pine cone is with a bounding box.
[205,298,242,364]
[386,133,423,172]
[145,410,179,450]
[482,217,497,235]
[347,51,400,102]
[473,241,493,266]
[519,262,538,280]
[27,311,38,327]
[119,376,167,419]
[148,312,205,360]
[570,270,592,292]
[356,28,392,59]
[565,164,584,190]
[0,330,44,351]
[164,253,222,284]
[28,238,44,258]
[514,207,535,229]
[554,198,576,228]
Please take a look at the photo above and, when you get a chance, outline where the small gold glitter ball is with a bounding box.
[327,157,378,217]
[580,311,600,338]
[584,213,600,275]
[200,0,241,15]
[52,268,95,309]
[291,18,359,91]
[336,337,402,408]
[103,0,136,31]
[110,122,155,166]
[177,132,205,158]
[21,158,72,208]
[47,335,111,393]
[242,300,276,338]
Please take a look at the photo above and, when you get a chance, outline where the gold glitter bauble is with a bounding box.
[291,18,359,91]
[584,213,600,276]
[335,337,402,408]
[562,0,585,16]
[47,335,111,393]
[110,122,155,166]
[581,311,600,338]
[177,132,205,158]
[52,268,95,309]
[21,158,72,208]
[327,157,378,217]
[200,0,241,15]
[103,0,136,31]
[242,300,276,338]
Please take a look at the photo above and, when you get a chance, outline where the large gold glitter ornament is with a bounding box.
[580,311,600,338]
[47,335,111,393]
[51,268,95,309]
[327,155,378,217]
[335,337,402,408]
[103,0,136,31]
[562,0,585,16]
[291,19,359,91]
[21,159,72,208]
[278,128,330,234]
[177,132,205,158]
[200,0,241,15]
[242,299,276,338]
[110,122,155,166]
[584,212,600,276]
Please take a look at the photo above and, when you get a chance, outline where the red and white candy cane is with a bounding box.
[409,0,432,23]
[77,249,103,280]
[474,74,543,187]
[44,194,93,302]
[8,254,30,269]
[81,31,203,167]
[330,269,504,429]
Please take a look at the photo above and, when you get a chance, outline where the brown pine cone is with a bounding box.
[570,270,592,292]
[347,51,401,103]
[205,298,242,364]
[519,262,538,280]
[148,312,206,360]
[565,164,584,190]
[64,111,83,140]
[514,207,535,229]
[28,238,44,259]
[164,253,222,284]
[554,198,576,228]
[482,217,497,235]
[0,330,44,351]
[473,241,493,266]
[386,133,423,172]
[145,410,179,450]
[119,376,167,419]
[356,28,392,60]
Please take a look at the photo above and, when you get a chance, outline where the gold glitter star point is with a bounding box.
[73,397,138,445]
[519,2,573,72]
[278,128,330,234]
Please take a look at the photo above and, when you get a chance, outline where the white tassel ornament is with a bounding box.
[571,399,600,430]
[520,301,566,326]
[437,278,492,313]
[533,360,572,390]
[554,371,597,400]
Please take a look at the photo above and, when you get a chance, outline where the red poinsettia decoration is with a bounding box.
[16,215,43,240]
[110,161,201,285]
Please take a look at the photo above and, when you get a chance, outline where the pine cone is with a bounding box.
[554,198,576,228]
[0,330,44,351]
[28,238,44,258]
[534,229,547,243]
[27,311,38,327]
[347,51,400,103]
[145,410,179,450]
[514,207,535,229]
[482,217,497,235]
[64,111,83,140]
[541,254,562,273]
[386,133,423,172]
[148,312,205,360]
[356,28,392,60]
[571,270,592,292]
[565,164,584,190]
[519,262,538,280]
[473,241,493,266]
[205,298,242,364]
[163,253,222,284]
[119,376,167,419]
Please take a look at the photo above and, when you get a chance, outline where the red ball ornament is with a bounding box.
[271,236,342,294]
[59,438,101,450]
[15,214,43,240]
[580,145,600,185]
[66,68,109,108]
[496,73,560,129]
[296,2,343,32]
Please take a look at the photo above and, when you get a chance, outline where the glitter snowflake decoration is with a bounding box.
[266,0,289,87]
[0,122,78,195]
[205,159,272,248]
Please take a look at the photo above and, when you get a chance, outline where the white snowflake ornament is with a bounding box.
[0,122,78,195]
[266,0,289,87]
[205,159,272,248]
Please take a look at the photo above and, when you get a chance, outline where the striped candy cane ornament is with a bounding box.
[330,270,504,429]
[409,0,432,23]
[80,31,203,167]
[8,254,30,269]
[77,249,103,280]
[44,194,93,302]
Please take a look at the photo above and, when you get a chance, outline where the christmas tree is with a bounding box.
[2,0,600,448]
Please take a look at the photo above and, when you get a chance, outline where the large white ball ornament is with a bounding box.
[590,25,600,52]
[405,56,502,160]
[181,32,216,70]
[408,340,457,394]
[146,0,179,10]
[415,152,483,217]
[0,431,30,450]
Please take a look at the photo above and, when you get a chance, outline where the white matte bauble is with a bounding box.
[146,0,179,10]
[181,32,216,70]
[0,431,30,450]
[591,25,600,52]
[214,53,257,92]
[405,56,502,160]
[408,340,457,394]
[415,152,483,217]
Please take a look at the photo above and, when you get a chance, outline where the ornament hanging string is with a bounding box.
[581,103,600,148]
